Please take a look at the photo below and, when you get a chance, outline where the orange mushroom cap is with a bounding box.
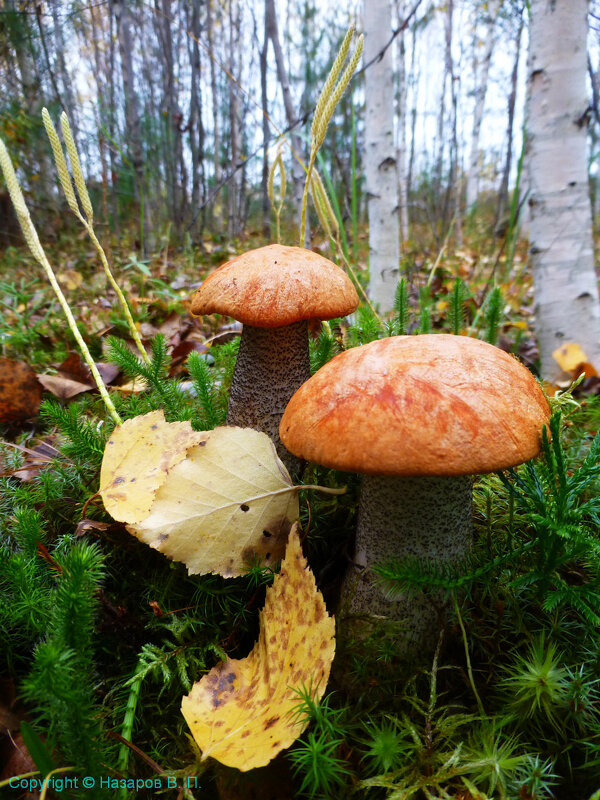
[190,244,359,328]
[280,334,551,477]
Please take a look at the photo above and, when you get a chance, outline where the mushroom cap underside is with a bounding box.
[190,244,359,327]
[279,334,551,477]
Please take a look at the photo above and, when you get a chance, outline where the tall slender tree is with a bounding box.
[527,0,600,379]
[364,0,400,312]
[265,0,308,244]
[113,0,147,246]
[496,3,524,228]
[465,0,503,212]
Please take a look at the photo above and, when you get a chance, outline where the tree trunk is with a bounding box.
[407,21,418,206]
[445,0,463,248]
[588,53,600,222]
[260,3,271,238]
[13,11,56,216]
[154,0,181,235]
[227,0,243,240]
[265,0,308,245]
[496,7,524,228]
[465,0,502,212]
[113,0,148,249]
[187,0,206,238]
[364,0,400,312]
[527,0,600,380]
[207,0,222,232]
[396,0,410,244]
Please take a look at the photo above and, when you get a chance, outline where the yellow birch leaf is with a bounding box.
[127,426,299,576]
[57,269,83,290]
[99,410,206,524]
[552,342,589,374]
[181,523,335,771]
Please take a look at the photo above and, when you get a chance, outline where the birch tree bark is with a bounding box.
[496,6,524,228]
[227,0,243,239]
[113,0,148,247]
[465,0,502,212]
[445,0,463,248]
[265,0,308,244]
[260,3,271,237]
[396,0,410,244]
[206,0,223,232]
[527,0,600,380]
[187,0,206,237]
[364,0,400,312]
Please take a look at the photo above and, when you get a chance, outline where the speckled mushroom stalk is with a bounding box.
[345,474,473,649]
[226,320,311,476]
[189,244,359,480]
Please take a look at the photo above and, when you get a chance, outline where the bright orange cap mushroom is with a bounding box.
[280,334,551,476]
[190,244,359,327]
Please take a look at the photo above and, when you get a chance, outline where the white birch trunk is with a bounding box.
[527,0,600,380]
[364,0,400,313]
[266,0,308,245]
[465,0,502,212]
[396,0,410,244]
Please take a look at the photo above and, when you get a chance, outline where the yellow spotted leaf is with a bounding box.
[100,413,300,577]
[552,342,589,374]
[128,425,298,576]
[99,410,206,524]
[181,524,335,771]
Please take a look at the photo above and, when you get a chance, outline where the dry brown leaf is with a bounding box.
[0,358,43,422]
[8,436,61,482]
[37,373,94,400]
[181,524,335,771]
[57,351,93,384]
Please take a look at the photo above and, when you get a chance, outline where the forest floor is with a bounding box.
[2,221,600,800]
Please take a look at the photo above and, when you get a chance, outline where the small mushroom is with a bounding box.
[279,334,551,650]
[190,244,359,476]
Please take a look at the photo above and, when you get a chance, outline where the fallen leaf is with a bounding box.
[0,732,37,789]
[57,351,93,384]
[575,362,598,379]
[37,373,94,400]
[95,362,121,385]
[0,359,43,422]
[100,410,205,524]
[0,702,20,734]
[158,311,186,340]
[552,342,589,374]
[126,425,298,576]
[57,269,83,290]
[99,412,299,576]
[113,377,150,394]
[75,519,127,538]
[181,524,335,771]
[7,436,61,482]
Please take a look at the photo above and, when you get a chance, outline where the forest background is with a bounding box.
[3,0,600,378]
[0,0,559,280]
[5,1,600,799]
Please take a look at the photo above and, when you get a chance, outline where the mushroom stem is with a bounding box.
[227,321,311,477]
[343,474,473,652]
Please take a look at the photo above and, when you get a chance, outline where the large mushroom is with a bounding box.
[190,244,359,475]
[279,334,551,649]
